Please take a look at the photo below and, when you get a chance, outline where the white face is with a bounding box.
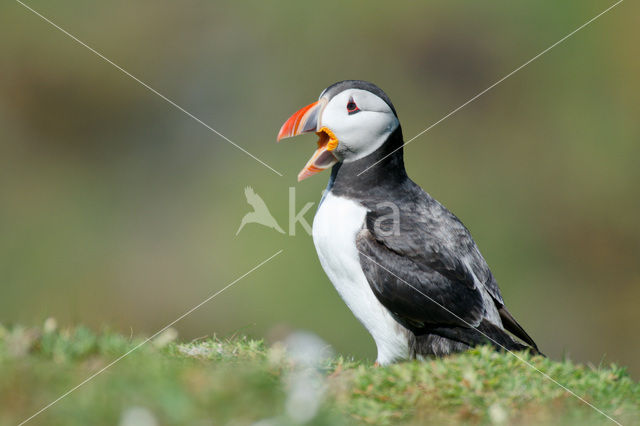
[319,89,399,162]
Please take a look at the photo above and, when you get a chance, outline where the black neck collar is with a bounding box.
[327,126,408,200]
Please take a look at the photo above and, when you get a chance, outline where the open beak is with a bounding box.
[277,99,339,181]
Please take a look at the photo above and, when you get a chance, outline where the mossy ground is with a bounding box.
[1,324,637,425]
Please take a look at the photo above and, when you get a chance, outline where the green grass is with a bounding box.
[1,323,637,426]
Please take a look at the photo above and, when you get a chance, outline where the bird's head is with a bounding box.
[277,80,399,181]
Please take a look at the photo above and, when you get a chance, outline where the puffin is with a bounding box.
[277,80,541,364]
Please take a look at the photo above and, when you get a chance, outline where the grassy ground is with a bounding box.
[0,323,637,426]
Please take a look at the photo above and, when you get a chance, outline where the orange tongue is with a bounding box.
[297,127,339,181]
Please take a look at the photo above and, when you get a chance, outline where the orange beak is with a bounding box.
[277,99,339,182]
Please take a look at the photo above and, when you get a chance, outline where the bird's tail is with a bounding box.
[498,307,542,355]
[476,320,543,355]
[413,320,543,358]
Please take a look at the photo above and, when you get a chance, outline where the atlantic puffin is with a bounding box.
[278,80,541,364]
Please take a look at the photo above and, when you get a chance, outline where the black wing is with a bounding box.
[356,215,488,330]
[355,183,539,351]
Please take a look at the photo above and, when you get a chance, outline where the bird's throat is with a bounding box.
[329,126,408,198]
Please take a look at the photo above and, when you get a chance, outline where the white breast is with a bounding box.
[312,191,409,364]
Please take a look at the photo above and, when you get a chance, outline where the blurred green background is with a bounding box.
[1,1,638,377]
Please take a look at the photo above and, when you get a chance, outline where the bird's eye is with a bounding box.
[347,97,360,115]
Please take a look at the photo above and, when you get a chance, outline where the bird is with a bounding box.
[277,80,541,365]
[236,186,285,235]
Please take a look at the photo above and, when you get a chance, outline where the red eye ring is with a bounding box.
[347,97,360,115]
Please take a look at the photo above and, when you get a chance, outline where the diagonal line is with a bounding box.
[358,0,624,177]
[358,250,622,425]
[15,0,283,177]
[18,249,284,426]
